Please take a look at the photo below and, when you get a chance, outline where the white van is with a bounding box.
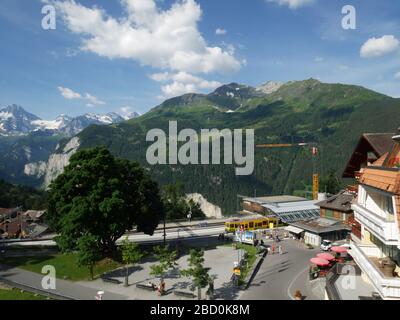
[321,240,332,251]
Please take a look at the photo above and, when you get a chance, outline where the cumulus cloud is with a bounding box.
[360,35,400,58]
[216,28,227,36]
[58,86,105,107]
[85,93,105,106]
[58,86,81,99]
[266,0,315,9]
[150,71,221,98]
[50,0,242,97]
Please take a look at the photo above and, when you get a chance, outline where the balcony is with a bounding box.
[352,203,399,244]
[350,242,400,299]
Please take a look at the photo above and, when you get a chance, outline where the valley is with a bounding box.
[2,79,400,214]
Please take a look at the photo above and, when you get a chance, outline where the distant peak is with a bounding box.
[256,81,284,95]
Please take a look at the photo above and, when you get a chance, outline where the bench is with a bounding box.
[100,276,122,284]
[136,283,156,292]
[174,290,196,299]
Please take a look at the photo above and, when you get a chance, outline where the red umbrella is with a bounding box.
[317,253,335,261]
[331,246,348,254]
[310,257,330,267]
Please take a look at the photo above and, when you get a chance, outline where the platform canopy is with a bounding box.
[285,225,304,234]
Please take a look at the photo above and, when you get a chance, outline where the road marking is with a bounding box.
[287,266,309,300]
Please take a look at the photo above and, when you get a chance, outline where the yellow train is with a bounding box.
[225,217,279,233]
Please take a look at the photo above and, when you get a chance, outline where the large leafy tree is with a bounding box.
[46,147,164,253]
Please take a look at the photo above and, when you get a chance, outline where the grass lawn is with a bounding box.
[236,243,258,281]
[2,254,122,282]
[0,288,48,300]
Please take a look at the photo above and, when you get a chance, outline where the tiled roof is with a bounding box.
[360,168,400,194]
[372,153,388,167]
[316,191,355,212]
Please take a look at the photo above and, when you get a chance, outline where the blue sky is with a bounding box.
[0,0,400,119]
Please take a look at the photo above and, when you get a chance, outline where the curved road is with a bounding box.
[240,239,323,300]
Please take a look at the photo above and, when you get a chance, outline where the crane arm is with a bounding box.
[256,143,311,148]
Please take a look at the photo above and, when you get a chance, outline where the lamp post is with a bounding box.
[187,204,192,223]
[163,214,166,247]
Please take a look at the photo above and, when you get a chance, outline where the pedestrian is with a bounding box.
[278,245,282,255]
[281,245,285,254]
[271,243,276,254]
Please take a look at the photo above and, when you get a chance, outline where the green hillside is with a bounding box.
[74,79,400,214]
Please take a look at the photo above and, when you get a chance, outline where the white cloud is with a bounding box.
[50,0,242,98]
[314,56,324,63]
[85,93,105,106]
[58,86,82,99]
[360,35,400,58]
[149,72,170,82]
[266,0,315,9]
[216,28,227,36]
[150,71,221,98]
[395,71,400,80]
[58,86,105,106]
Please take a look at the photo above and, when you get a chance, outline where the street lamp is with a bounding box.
[187,204,192,223]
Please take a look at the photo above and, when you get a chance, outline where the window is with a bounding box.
[384,196,394,214]
[325,210,333,218]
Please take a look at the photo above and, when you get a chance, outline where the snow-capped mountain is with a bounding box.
[0,105,41,135]
[0,105,139,137]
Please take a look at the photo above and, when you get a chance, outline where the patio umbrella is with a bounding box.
[317,253,335,261]
[310,257,330,267]
[331,246,348,254]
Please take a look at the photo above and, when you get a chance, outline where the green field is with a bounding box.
[2,254,122,281]
[0,288,47,300]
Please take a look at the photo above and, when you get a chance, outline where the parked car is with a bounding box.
[321,240,332,251]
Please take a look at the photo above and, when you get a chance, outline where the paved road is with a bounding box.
[2,226,226,247]
[240,239,323,300]
[0,264,128,300]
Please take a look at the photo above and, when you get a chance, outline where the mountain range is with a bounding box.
[0,105,140,137]
[2,79,400,214]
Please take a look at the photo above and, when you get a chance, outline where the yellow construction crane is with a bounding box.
[256,142,320,200]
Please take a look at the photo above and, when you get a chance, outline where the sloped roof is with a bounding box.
[363,133,395,156]
[291,218,350,234]
[360,168,400,194]
[316,191,355,212]
[343,133,395,178]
